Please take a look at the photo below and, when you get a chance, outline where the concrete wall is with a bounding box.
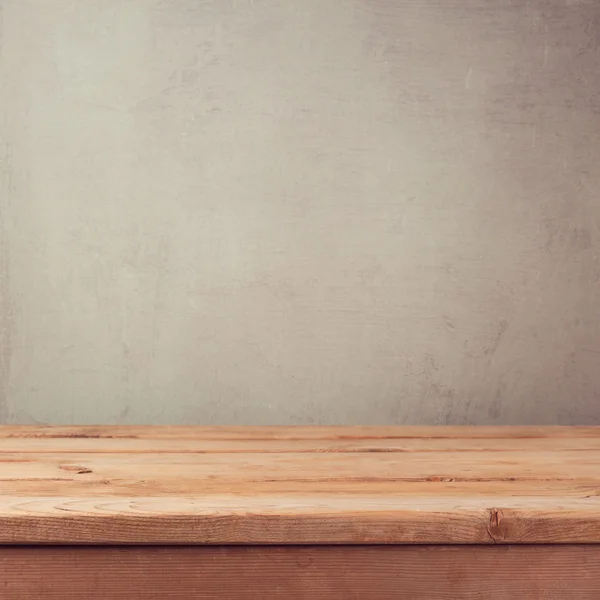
[1,0,599,425]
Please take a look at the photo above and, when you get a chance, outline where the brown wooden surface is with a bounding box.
[1,545,599,599]
[1,426,600,544]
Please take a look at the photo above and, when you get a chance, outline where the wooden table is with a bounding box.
[1,426,599,598]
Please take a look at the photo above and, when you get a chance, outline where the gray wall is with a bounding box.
[1,0,599,425]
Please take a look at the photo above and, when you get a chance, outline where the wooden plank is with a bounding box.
[1,449,600,495]
[2,474,599,497]
[2,435,600,453]
[1,545,599,599]
[2,449,599,480]
[1,426,600,544]
[1,425,599,440]
[1,494,600,544]
[0,448,599,496]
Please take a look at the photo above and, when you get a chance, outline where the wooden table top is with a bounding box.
[1,426,599,545]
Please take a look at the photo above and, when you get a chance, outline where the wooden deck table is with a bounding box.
[1,426,599,598]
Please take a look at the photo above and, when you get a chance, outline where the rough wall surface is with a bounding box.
[0,0,599,425]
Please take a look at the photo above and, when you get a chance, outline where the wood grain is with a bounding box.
[2,425,599,440]
[1,426,600,544]
[1,545,599,599]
